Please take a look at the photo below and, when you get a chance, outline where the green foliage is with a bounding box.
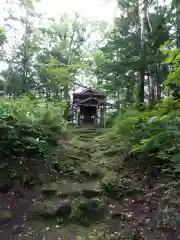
[101,98,180,165]
[161,43,180,98]
[0,27,6,59]
[101,171,139,199]
[0,27,6,47]
[71,197,104,226]
[0,96,67,186]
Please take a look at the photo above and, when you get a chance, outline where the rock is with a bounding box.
[41,182,58,197]
[109,203,123,218]
[82,189,101,198]
[52,162,61,172]
[55,200,71,218]
[72,198,104,226]
[0,211,12,224]
[0,179,12,193]
[42,180,102,199]
[28,199,71,219]
[78,199,102,212]
[42,180,83,198]
[101,176,140,200]
[109,203,134,221]
[156,206,178,230]
[81,182,102,198]
[14,188,25,198]
[80,163,102,178]
[57,181,82,197]
[156,180,180,230]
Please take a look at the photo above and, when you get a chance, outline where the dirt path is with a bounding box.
[0,189,79,240]
[1,128,180,240]
[0,175,180,240]
[0,190,34,239]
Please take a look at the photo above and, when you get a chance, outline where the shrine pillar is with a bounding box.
[100,105,103,126]
[103,105,106,128]
[97,107,100,125]
[100,105,105,127]
[76,106,80,125]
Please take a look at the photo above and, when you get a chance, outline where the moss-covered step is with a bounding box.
[28,199,71,220]
[41,180,102,199]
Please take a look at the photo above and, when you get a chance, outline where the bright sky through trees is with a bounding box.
[0,0,118,22]
[0,0,118,70]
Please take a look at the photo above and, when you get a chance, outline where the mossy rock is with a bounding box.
[41,180,102,200]
[71,198,105,226]
[28,199,71,220]
[41,182,58,198]
[0,211,12,224]
[80,163,103,178]
[0,177,13,193]
[81,182,102,198]
[41,180,83,198]
[101,175,140,200]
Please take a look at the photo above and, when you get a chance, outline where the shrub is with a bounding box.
[0,95,67,188]
[98,97,180,166]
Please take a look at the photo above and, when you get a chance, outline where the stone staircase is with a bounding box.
[71,127,104,141]
[23,126,132,240]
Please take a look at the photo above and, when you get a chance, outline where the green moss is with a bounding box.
[0,211,12,221]
[71,197,105,226]
[100,172,140,199]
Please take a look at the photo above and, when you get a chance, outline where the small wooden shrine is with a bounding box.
[72,88,106,127]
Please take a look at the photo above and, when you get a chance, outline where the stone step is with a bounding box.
[28,180,105,226]
[72,128,103,135]
[41,180,102,199]
[28,197,105,226]
[28,199,71,219]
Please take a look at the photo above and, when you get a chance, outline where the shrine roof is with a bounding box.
[76,97,103,106]
[73,88,106,96]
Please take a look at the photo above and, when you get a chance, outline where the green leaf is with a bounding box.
[131,144,144,152]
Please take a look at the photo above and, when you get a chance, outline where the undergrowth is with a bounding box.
[0,95,67,189]
[95,97,180,171]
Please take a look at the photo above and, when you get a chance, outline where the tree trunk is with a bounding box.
[138,0,153,107]
[22,10,29,92]
[63,85,70,120]
[156,68,161,101]
[117,90,120,110]
[139,68,145,107]
[176,2,180,47]
[138,0,147,107]
[147,74,151,104]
